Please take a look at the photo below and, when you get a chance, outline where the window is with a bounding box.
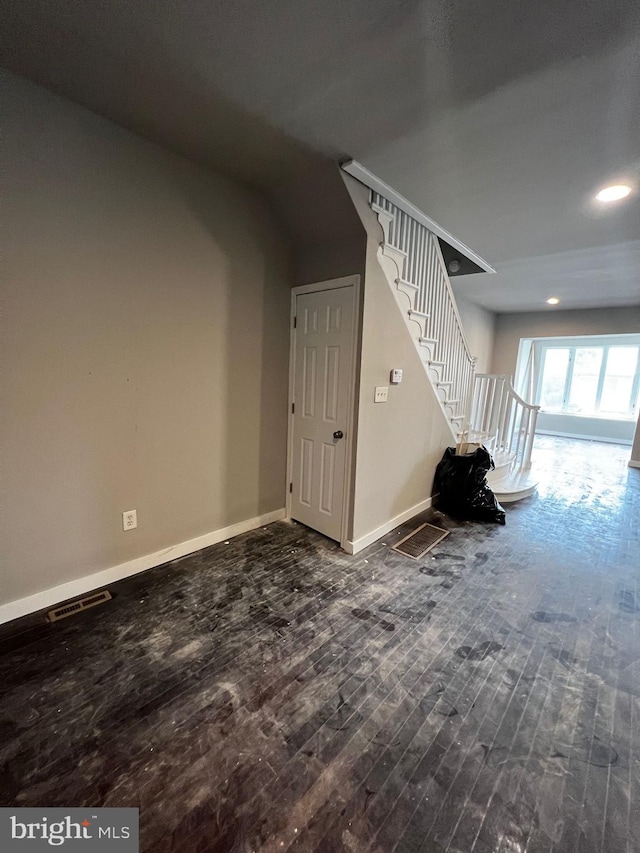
[600,347,638,414]
[567,347,602,414]
[539,348,569,412]
[537,341,640,419]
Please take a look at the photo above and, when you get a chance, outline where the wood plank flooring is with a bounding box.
[1,436,639,852]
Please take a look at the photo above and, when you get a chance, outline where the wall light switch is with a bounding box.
[374,386,388,403]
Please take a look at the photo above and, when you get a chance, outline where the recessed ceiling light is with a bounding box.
[546,297,559,305]
[594,184,632,203]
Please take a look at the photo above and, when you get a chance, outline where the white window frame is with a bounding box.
[535,336,640,420]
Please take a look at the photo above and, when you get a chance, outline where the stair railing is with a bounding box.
[470,374,540,471]
[370,191,476,428]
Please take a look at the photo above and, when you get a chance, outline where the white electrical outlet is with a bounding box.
[122,510,137,531]
[374,386,388,403]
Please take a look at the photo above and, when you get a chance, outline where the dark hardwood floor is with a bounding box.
[1,436,639,852]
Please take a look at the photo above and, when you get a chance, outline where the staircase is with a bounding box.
[369,190,540,504]
[371,191,476,439]
[469,374,541,502]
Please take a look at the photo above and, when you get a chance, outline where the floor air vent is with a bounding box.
[47,590,112,622]
[392,523,449,559]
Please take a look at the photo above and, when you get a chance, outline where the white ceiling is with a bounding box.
[2,0,640,312]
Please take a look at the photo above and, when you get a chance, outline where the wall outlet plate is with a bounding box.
[374,386,388,403]
[122,509,137,531]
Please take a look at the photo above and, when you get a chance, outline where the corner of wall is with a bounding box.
[631,415,640,466]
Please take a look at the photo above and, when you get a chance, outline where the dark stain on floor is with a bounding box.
[532,610,577,623]
[456,640,504,661]
[351,608,395,631]
[619,589,640,613]
[0,436,639,852]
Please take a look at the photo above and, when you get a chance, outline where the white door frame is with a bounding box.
[286,275,360,550]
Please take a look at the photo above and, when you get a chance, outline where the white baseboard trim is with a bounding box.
[344,496,434,555]
[0,508,287,626]
[629,460,640,469]
[536,429,633,446]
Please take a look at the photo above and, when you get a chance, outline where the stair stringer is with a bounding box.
[375,242,461,442]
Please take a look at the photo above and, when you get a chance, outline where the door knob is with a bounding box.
[333,430,344,440]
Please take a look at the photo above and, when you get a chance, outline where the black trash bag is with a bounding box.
[433,446,506,525]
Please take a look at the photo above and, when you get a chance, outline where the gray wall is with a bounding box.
[536,413,636,444]
[492,307,640,376]
[270,160,367,287]
[455,296,496,374]
[492,307,640,446]
[1,72,293,609]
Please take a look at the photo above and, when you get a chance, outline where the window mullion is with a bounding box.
[630,347,640,417]
[563,349,575,413]
[595,346,607,413]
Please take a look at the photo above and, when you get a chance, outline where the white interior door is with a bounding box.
[291,283,356,542]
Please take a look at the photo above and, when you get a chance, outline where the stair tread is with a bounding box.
[371,202,394,219]
[457,430,494,442]
[491,450,516,468]
[490,469,538,502]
